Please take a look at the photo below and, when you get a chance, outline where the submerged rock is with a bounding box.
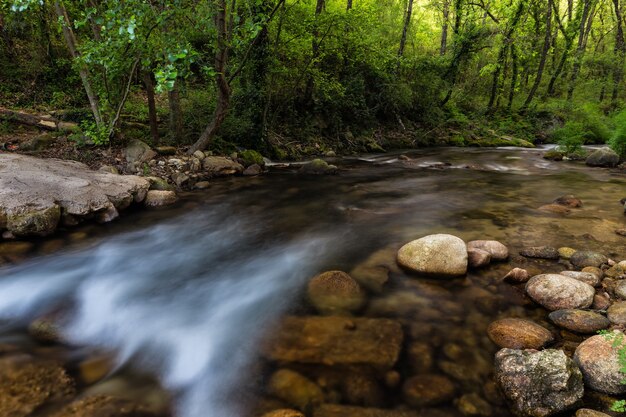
[538,204,571,215]
[467,248,491,268]
[585,148,619,167]
[495,348,584,417]
[519,246,559,260]
[262,316,403,369]
[574,331,626,395]
[349,248,399,293]
[397,234,468,277]
[570,251,608,268]
[402,374,456,408]
[525,274,595,311]
[244,164,263,176]
[554,195,583,208]
[268,369,324,411]
[548,310,609,334]
[313,404,422,417]
[50,395,160,417]
[502,268,530,283]
[466,240,509,260]
[307,271,366,315]
[299,159,338,175]
[487,318,554,349]
[456,393,493,417]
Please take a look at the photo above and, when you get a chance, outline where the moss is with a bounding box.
[7,205,61,236]
[544,150,564,161]
[240,149,264,166]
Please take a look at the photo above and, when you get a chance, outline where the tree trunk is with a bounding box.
[522,0,552,109]
[398,0,415,57]
[612,0,625,104]
[53,0,104,129]
[507,45,519,110]
[347,0,353,11]
[567,0,594,100]
[440,0,450,55]
[188,0,231,154]
[168,81,184,143]
[143,71,160,145]
[304,0,325,104]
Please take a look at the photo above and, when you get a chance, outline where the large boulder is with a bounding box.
[585,148,620,167]
[307,271,366,315]
[467,240,509,260]
[262,316,403,369]
[397,234,468,277]
[0,154,149,236]
[495,348,584,417]
[202,156,244,176]
[525,274,595,311]
[487,318,554,349]
[573,331,626,395]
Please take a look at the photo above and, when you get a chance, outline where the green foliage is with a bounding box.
[80,120,110,146]
[553,122,586,155]
[240,149,264,166]
[609,110,626,158]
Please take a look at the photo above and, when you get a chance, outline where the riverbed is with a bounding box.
[0,146,625,417]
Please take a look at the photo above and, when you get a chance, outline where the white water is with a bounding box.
[0,206,334,417]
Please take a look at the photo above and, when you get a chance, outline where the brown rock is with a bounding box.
[402,374,456,407]
[592,292,611,310]
[525,274,595,311]
[307,271,366,316]
[466,240,509,260]
[268,369,324,411]
[202,156,244,176]
[519,246,559,260]
[262,316,403,369]
[468,248,491,269]
[313,404,421,417]
[49,395,159,417]
[397,234,468,277]
[575,409,611,417]
[502,268,529,283]
[341,372,385,407]
[548,310,610,334]
[407,342,434,374]
[607,301,626,325]
[244,164,263,176]
[553,195,583,208]
[487,318,554,349]
[144,190,178,207]
[349,248,399,293]
[574,331,626,395]
[582,267,604,279]
[570,251,608,268]
[262,410,305,417]
[559,271,601,287]
[539,204,571,215]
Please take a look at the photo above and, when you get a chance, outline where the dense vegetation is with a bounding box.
[3,0,626,158]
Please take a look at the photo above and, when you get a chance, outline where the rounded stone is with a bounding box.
[614,280,626,299]
[559,271,601,287]
[397,234,468,277]
[466,240,509,260]
[558,247,577,259]
[456,393,493,417]
[402,374,456,407]
[582,266,604,279]
[526,274,595,311]
[519,246,559,260]
[144,190,178,207]
[607,301,626,325]
[575,409,611,417]
[574,332,626,395]
[548,310,610,334]
[468,248,491,268]
[502,268,529,283]
[570,251,608,268]
[487,318,554,349]
[307,271,366,315]
[554,195,583,208]
[268,369,324,411]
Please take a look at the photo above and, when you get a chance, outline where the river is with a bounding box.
[0,146,624,417]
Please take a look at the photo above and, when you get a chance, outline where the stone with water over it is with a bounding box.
[268,369,324,411]
[468,248,491,268]
[466,240,509,260]
[495,348,584,417]
[554,195,583,208]
[397,234,468,277]
[503,268,530,283]
[262,316,403,369]
[487,318,554,349]
[49,395,160,417]
[307,271,366,315]
[574,331,626,395]
[402,374,456,408]
[262,410,305,417]
[525,274,595,311]
[299,159,338,175]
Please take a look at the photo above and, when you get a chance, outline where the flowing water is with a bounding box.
[0,147,625,417]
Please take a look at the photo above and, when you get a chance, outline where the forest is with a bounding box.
[2,0,626,158]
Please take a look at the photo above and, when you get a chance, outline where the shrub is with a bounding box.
[609,110,626,158]
[553,121,585,155]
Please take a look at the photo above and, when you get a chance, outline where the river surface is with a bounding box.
[0,147,625,417]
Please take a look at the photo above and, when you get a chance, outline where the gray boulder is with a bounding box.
[124,140,156,164]
[525,274,595,311]
[585,148,619,167]
[495,348,584,417]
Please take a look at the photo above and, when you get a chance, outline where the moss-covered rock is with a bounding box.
[241,149,265,167]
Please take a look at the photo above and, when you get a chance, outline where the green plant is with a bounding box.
[553,121,586,155]
[609,110,626,158]
[599,330,626,412]
[80,120,110,146]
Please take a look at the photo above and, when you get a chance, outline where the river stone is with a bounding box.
[494,348,584,417]
[519,246,559,260]
[582,266,604,279]
[456,393,493,417]
[202,156,244,176]
[313,404,423,417]
[349,248,400,293]
[49,395,159,417]
[0,359,76,417]
[559,271,601,287]
[503,268,530,283]
[604,263,626,278]
[585,148,620,167]
[262,316,403,369]
[262,410,305,417]
[548,310,610,333]
[0,154,149,236]
[592,292,611,310]
[468,248,491,268]
[124,140,156,164]
[243,164,263,176]
[575,410,611,417]
[299,159,338,175]
[558,247,577,259]
[268,369,324,411]
[467,240,509,260]
[407,342,434,374]
[607,301,626,325]
[570,251,608,268]
[554,195,583,208]
[539,204,571,215]
[307,271,366,315]
[397,234,468,277]
[574,331,626,395]
[526,274,595,311]
[487,318,554,349]
[402,374,456,407]
[144,190,178,207]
